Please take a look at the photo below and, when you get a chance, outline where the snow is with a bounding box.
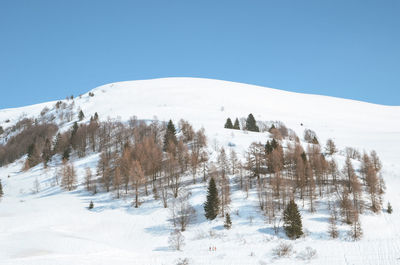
[0,77,400,264]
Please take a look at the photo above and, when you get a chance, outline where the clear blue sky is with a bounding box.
[1,0,399,108]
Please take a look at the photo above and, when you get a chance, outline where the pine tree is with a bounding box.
[283,200,303,239]
[245,113,259,132]
[42,138,52,168]
[0,179,3,198]
[89,200,94,209]
[224,213,232,229]
[233,118,240,130]
[62,146,71,161]
[265,141,273,154]
[78,110,85,121]
[71,122,79,138]
[26,143,41,169]
[163,120,178,151]
[224,118,233,129]
[94,112,99,121]
[387,202,393,214]
[204,177,219,220]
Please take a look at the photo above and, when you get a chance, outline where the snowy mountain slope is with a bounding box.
[2,77,399,163]
[0,77,400,265]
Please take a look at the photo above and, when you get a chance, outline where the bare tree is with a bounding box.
[61,162,77,191]
[325,139,337,155]
[170,189,196,231]
[85,167,92,192]
[130,160,144,208]
[169,229,185,251]
[328,210,339,238]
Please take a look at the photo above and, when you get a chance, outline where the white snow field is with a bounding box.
[0,77,400,265]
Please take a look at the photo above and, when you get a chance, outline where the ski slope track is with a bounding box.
[0,77,399,265]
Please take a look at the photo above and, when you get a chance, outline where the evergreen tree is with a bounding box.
[265,141,273,154]
[70,122,79,149]
[94,112,99,121]
[204,177,219,220]
[62,146,71,161]
[42,138,52,168]
[53,133,61,153]
[387,202,393,214]
[283,200,303,239]
[265,139,279,155]
[71,122,79,138]
[27,143,41,168]
[301,152,307,163]
[233,118,240,130]
[163,120,177,151]
[89,200,94,209]
[0,179,3,198]
[224,118,233,129]
[245,113,259,132]
[78,110,85,121]
[224,213,232,229]
[271,139,278,150]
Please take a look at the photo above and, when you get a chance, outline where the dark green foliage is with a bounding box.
[283,200,303,239]
[163,119,177,151]
[301,152,307,162]
[70,122,79,149]
[94,112,99,121]
[271,139,278,149]
[0,126,3,135]
[224,118,233,129]
[265,141,273,154]
[245,113,259,132]
[89,200,94,209]
[71,122,79,138]
[265,139,279,154]
[41,139,52,168]
[224,213,232,229]
[233,118,240,130]
[387,202,393,214]
[62,146,71,161]
[27,143,41,168]
[0,179,3,198]
[78,110,85,121]
[204,178,219,220]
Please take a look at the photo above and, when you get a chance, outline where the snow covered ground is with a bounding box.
[0,77,400,264]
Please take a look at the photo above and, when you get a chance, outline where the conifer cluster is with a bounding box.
[204,178,219,220]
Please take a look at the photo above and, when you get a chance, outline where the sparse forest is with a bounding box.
[0,101,387,246]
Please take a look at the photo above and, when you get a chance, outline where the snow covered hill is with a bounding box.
[0,77,400,265]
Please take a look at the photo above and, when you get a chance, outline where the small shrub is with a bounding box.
[224,213,232,229]
[296,247,317,260]
[387,202,393,214]
[273,242,293,257]
[169,229,185,251]
[304,129,319,144]
[88,201,94,209]
[176,258,190,265]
